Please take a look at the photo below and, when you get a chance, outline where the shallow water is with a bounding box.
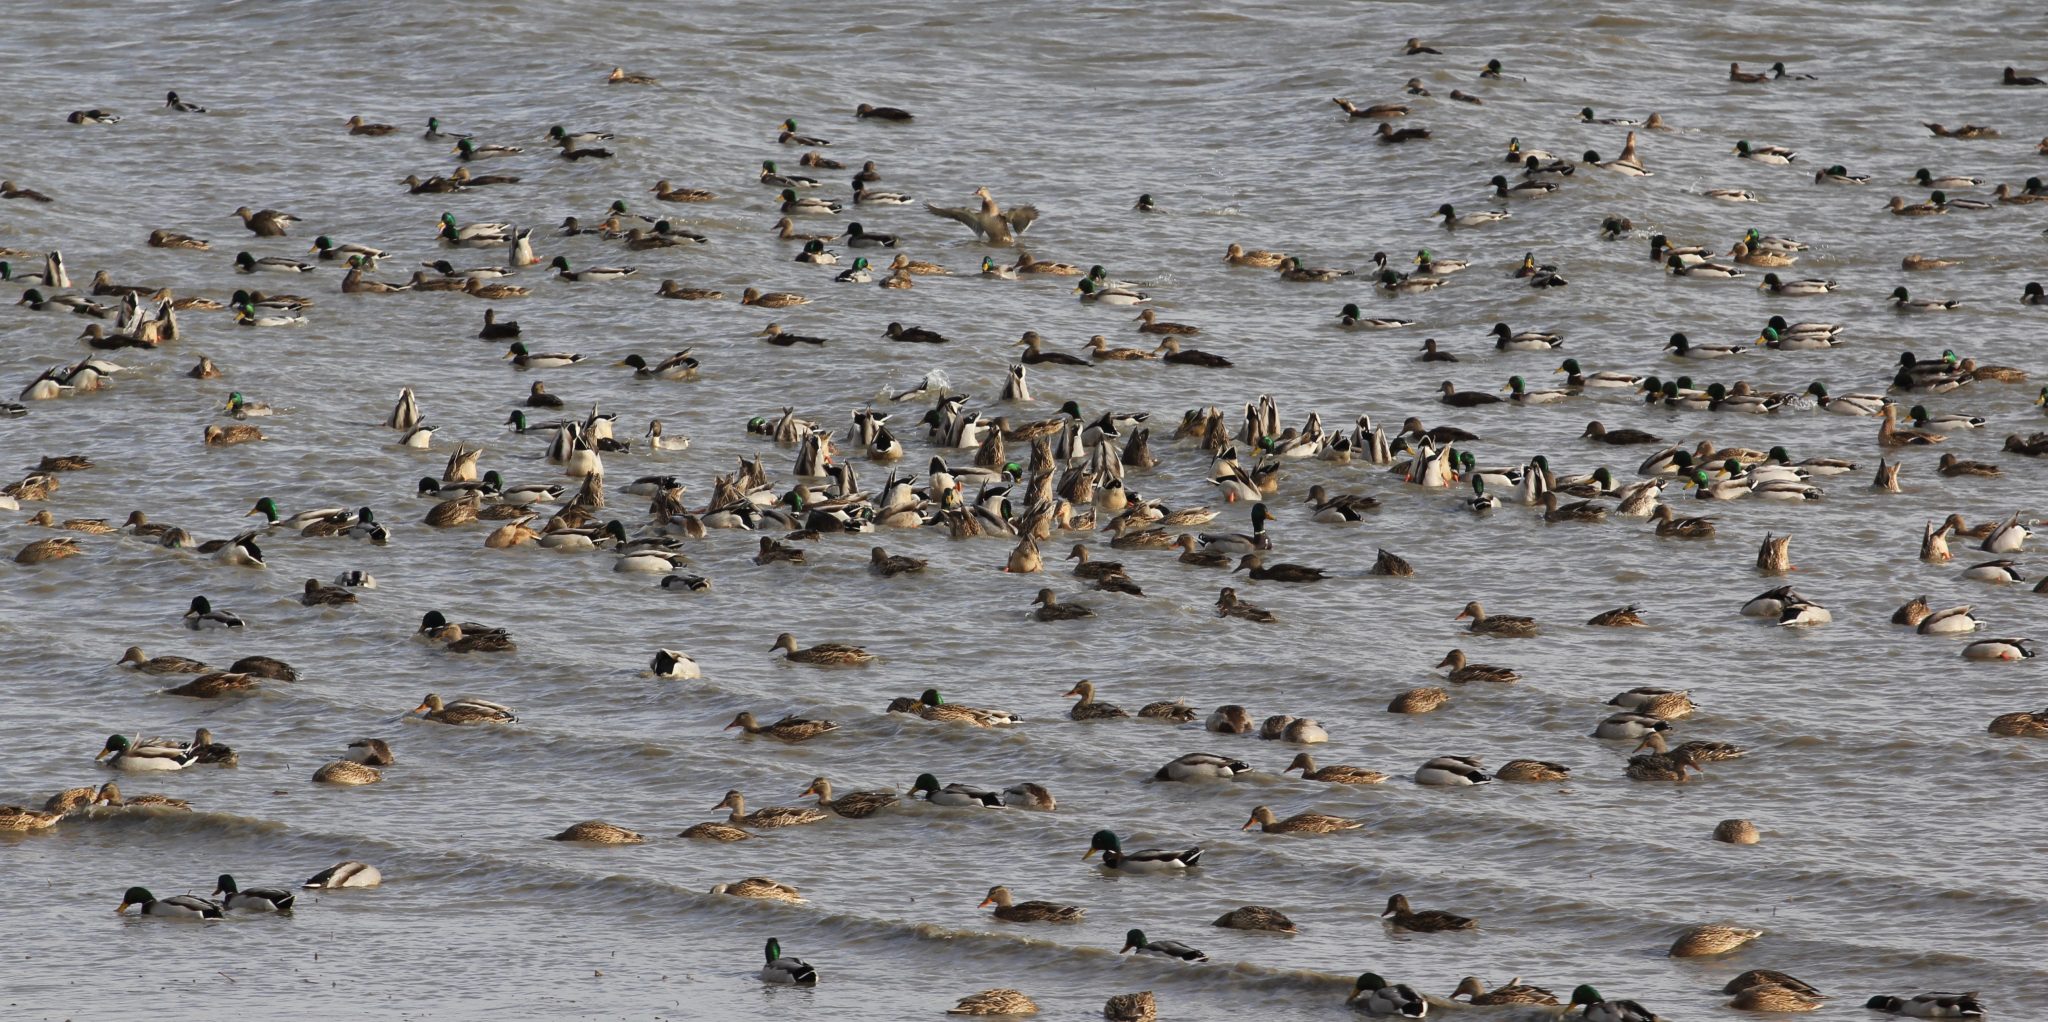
[3,0,2047,1018]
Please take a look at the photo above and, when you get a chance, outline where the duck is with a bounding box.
[96,735,198,772]
[908,773,1005,808]
[725,711,838,742]
[413,693,517,724]
[948,991,1038,1017]
[1031,588,1095,620]
[548,256,637,282]
[1063,679,1130,720]
[715,790,826,828]
[1243,805,1360,834]
[757,939,817,986]
[1456,601,1535,637]
[1570,985,1661,1022]
[1154,753,1253,782]
[1120,929,1207,963]
[181,595,244,630]
[979,886,1082,924]
[1413,755,1490,785]
[709,878,802,902]
[1435,649,1518,683]
[212,874,296,912]
[1233,553,1327,582]
[1451,977,1558,1006]
[795,777,895,819]
[116,887,222,919]
[1864,992,1985,1018]
[1084,830,1201,871]
[301,861,381,889]
[1670,923,1762,957]
[768,631,874,666]
[1347,974,1427,1017]
[1733,139,1796,164]
[1381,894,1476,932]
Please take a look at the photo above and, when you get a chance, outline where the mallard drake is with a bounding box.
[979,886,1082,923]
[181,595,243,630]
[1864,992,1985,1018]
[1413,755,1490,785]
[548,256,637,282]
[1084,830,1201,871]
[947,990,1037,1016]
[301,861,381,889]
[1435,203,1509,228]
[909,773,1005,808]
[726,711,838,742]
[710,878,802,902]
[210,874,296,912]
[1733,139,1796,164]
[800,777,896,818]
[1119,929,1207,963]
[1154,752,1252,782]
[1891,287,1960,311]
[1339,304,1416,330]
[1348,974,1427,1017]
[757,938,817,986]
[1075,277,1148,304]
[96,734,198,772]
[1570,985,1661,1022]
[413,693,517,724]
[117,887,222,919]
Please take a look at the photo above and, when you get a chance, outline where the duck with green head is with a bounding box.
[1347,973,1426,1016]
[758,938,817,985]
[118,886,222,919]
[1083,829,1201,872]
[1570,985,1659,1022]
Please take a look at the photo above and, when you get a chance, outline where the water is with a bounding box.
[4,1,2046,1018]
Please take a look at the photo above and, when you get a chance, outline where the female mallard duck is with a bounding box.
[1609,687,1694,718]
[1154,752,1252,782]
[204,423,267,445]
[716,789,827,828]
[801,777,897,818]
[302,861,381,889]
[948,989,1038,1016]
[1032,589,1095,620]
[1387,687,1449,714]
[1233,553,1327,582]
[1225,243,1287,268]
[1381,894,1475,932]
[0,805,62,831]
[1456,601,1535,637]
[1284,752,1387,785]
[213,874,295,911]
[1214,587,1277,623]
[1137,699,1196,723]
[1729,984,1822,1012]
[1348,974,1427,1017]
[726,711,838,742]
[1413,755,1490,786]
[93,781,190,810]
[1204,907,1298,939]
[1452,977,1558,1005]
[757,938,818,985]
[909,773,1005,808]
[1989,709,2048,735]
[679,821,751,841]
[1570,986,1660,1022]
[1670,923,1762,957]
[741,287,808,308]
[1715,819,1762,844]
[1084,830,1201,872]
[1625,736,1701,782]
[1587,605,1647,627]
[980,885,1083,923]
[1496,759,1571,782]
[163,671,259,698]
[1121,929,1207,963]
[1243,805,1360,834]
[1433,649,1518,683]
[770,632,874,665]
[549,820,645,844]
[118,887,223,919]
[96,734,198,772]
[414,693,517,724]
[1062,679,1129,720]
[711,878,803,903]
[14,537,81,564]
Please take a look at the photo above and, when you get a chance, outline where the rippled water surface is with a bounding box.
[3,1,2046,1019]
